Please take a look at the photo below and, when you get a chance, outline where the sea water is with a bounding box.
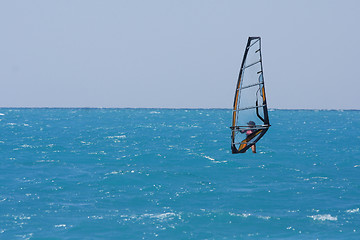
[0,108,359,239]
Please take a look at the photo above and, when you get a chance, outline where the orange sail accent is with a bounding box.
[238,130,263,151]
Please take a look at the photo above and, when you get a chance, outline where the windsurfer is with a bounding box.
[241,121,257,153]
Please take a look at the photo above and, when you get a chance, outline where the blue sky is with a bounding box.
[0,0,359,109]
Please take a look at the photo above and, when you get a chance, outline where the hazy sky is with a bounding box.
[0,0,359,109]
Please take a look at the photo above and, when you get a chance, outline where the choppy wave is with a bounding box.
[308,214,338,221]
[0,108,359,239]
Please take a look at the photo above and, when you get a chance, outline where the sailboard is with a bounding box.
[231,37,270,154]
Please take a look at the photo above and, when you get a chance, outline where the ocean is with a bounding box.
[0,108,359,239]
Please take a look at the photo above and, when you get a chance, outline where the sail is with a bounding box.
[231,37,270,154]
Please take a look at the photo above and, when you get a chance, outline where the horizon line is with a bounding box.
[0,107,359,111]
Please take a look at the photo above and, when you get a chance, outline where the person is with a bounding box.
[241,121,257,153]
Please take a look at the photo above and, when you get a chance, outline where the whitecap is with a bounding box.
[346,208,359,213]
[229,212,251,218]
[14,215,31,220]
[55,224,67,228]
[151,212,176,220]
[308,214,337,221]
[88,215,104,220]
[81,141,93,145]
[312,176,328,180]
[287,210,300,213]
[135,212,178,222]
[202,155,227,163]
[21,144,33,148]
[88,151,107,155]
[106,135,126,139]
[15,233,33,240]
[203,155,215,161]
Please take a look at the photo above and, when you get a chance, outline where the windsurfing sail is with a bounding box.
[231,37,270,154]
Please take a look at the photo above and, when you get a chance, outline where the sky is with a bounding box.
[0,0,359,109]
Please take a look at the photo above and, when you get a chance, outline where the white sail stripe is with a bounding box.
[238,82,264,90]
[243,60,261,70]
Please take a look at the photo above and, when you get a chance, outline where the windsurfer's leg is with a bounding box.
[251,144,256,153]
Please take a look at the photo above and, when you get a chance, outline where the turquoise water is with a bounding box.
[1,108,359,239]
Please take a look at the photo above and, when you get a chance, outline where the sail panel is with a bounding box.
[231,37,270,154]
